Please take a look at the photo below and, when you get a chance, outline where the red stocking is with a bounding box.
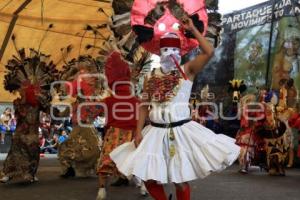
[176,183,191,200]
[144,181,167,200]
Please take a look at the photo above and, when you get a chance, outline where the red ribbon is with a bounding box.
[170,55,188,80]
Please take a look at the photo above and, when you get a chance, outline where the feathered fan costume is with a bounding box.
[56,55,109,178]
[0,48,59,182]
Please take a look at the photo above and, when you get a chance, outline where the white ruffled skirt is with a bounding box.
[110,121,240,184]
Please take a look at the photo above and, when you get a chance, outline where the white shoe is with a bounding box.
[96,188,106,200]
[140,182,148,196]
[33,176,39,182]
[0,176,10,183]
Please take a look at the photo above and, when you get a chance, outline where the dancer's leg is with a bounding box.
[175,182,191,200]
[144,180,167,200]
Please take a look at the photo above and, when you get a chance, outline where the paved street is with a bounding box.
[0,155,299,200]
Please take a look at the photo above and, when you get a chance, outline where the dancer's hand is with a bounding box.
[181,16,197,32]
[134,132,143,147]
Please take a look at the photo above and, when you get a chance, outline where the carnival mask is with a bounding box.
[160,46,182,73]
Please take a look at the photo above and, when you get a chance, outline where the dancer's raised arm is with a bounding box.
[181,16,214,80]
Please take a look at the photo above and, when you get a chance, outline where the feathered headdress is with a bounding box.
[4,48,59,108]
[59,55,108,98]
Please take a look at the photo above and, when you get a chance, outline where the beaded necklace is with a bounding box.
[145,68,183,103]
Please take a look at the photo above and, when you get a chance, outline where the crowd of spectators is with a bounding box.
[39,112,72,154]
[0,107,16,145]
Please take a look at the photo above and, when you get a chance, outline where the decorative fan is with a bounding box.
[4,42,59,109]
[58,55,109,100]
